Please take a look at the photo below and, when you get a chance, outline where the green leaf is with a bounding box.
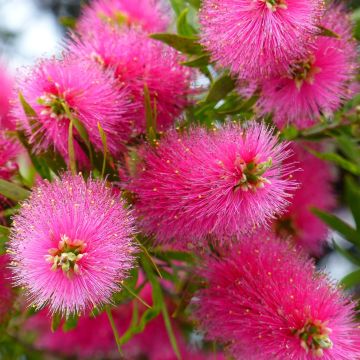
[169,0,185,15]
[150,33,203,55]
[317,25,340,38]
[205,74,236,104]
[68,120,77,175]
[62,314,79,332]
[0,179,30,202]
[341,269,360,289]
[336,135,360,166]
[177,8,195,36]
[281,125,300,141]
[312,208,360,245]
[186,0,200,9]
[345,177,360,230]
[97,122,109,178]
[144,84,157,145]
[0,226,9,255]
[51,313,62,333]
[182,54,210,68]
[59,16,76,28]
[307,149,360,176]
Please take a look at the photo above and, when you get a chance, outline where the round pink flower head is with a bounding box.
[9,173,136,316]
[0,62,15,130]
[256,4,358,129]
[69,28,195,135]
[77,0,169,34]
[199,0,324,79]
[13,56,133,163]
[273,142,335,256]
[195,232,360,360]
[130,123,297,248]
[0,255,14,323]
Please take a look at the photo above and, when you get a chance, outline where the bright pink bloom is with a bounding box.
[69,28,194,134]
[14,56,133,162]
[77,0,169,34]
[199,0,324,79]
[130,123,297,248]
[256,5,358,129]
[0,255,14,323]
[9,174,136,316]
[196,233,360,359]
[0,63,15,129]
[274,143,335,255]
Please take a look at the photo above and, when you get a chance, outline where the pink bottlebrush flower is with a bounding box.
[195,233,360,360]
[273,143,335,256]
[256,5,358,129]
[0,255,14,323]
[0,63,15,130]
[77,0,169,34]
[130,123,297,248]
[9,174,136,316]
[68,28,195,135]
[199,0,324,79]
[13,56,133,163]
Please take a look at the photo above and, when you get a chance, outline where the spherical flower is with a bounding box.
[77,0,169,34]
[68,28,195,135]
[195,233,360,359]
[0,63,15,129]
[0,255,14,323]
[13,56,133,163]
[255,5,358,129]
[199,0,324,79]
[273,143,335,255]
[9,174,136,316]
[130,123,297,247]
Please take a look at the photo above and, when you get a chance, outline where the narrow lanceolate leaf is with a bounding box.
[332,240,360,267]
[0,225,10,255]
[205,74,236,103]
[341,269,360,289]
[0,180,30,202]
[51,313,62,333]
[97,122,109,179]
[144,84,157,145]
[345,177,360,230]
[317,25,340,38]
[177,8,196,37]
[307,149,360,176]
[312,208,360,246]
[182,54,210,68]
[150,33,203,55]
[68,121,77,175]
[62,313,79,332]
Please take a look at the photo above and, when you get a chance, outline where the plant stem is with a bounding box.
[106,306,123,357]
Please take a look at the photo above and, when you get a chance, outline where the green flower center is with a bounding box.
[295,320,333,357]
[45,235,87,278]
[263,0,288,11]
[290,56,321,90]
[37,94,67,120]
[234,157,272,192]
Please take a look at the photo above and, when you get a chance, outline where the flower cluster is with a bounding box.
[2,0,359,359]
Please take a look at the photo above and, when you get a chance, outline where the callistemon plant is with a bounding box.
[8,174,135,316]
[130,123,297,248]
[1,0,360,358]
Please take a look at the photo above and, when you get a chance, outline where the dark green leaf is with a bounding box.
[345,177,360,230]
[62,314,79,332]
[341,269,360,289]
[169,0,185,15]
[205,74,236,104]
[182,54,210,68]
[312,208,360,245]
[51,313,62,333]
[186,0,200,9]
[68,121,77,174]
[0,179,30,202]
[332,240,360,266]
[317,25,340,38]
[150,33,202,55]
[307,149,360,175]
[144,84,157,145]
